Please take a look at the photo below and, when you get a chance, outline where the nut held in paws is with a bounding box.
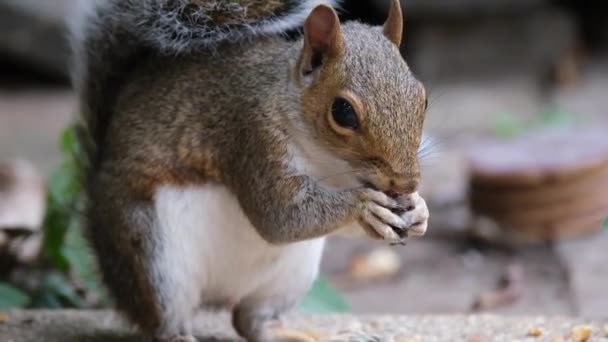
[393,192,429,237]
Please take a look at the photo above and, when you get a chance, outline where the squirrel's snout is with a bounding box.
[386,178,420,197]
[359,176,420,197]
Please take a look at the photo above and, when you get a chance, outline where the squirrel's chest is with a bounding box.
[153,184,324,302]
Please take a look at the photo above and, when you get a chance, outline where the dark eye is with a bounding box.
[331,97,359,129]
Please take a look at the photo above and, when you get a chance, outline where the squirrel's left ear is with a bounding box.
[299,5,343,77]
[383,0,403,47]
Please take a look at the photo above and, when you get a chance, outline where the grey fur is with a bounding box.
[67,0,338,167]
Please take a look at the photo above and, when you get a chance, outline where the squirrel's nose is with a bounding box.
[385,178,420,197]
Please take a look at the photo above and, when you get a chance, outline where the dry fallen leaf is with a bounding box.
[570,325,593,342]
[348,247,402,281]
[272,326,320,342]
[471,263,523,311]
[0,160,45,231]
[0,312,9,323]
[0,160,46,266]
[527,327,545,337]
[322,331,385,342]
[304,330,332,341]
[467,336,483,342]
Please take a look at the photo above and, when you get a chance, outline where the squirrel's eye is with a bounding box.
[331,97,359,130]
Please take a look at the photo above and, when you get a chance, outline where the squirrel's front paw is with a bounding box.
[357,189,408,243]
[395,191,429,237]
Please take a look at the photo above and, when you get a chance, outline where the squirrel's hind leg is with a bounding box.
[88,193,200,342]
[231,239,325,342]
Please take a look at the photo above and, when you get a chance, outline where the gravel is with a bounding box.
[1,310,607,342]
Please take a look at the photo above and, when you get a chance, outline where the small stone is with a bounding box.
[364,320,383,332]
[348,247,402,281]
[527,327,545,337]
[303,330,331,341]
[271,327,319,341]
[570,325,593,342]
[396,337,421,342]
[603,324,608,337]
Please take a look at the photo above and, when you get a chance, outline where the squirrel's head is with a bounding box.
[293,0,427,195]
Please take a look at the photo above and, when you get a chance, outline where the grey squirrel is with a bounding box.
[68,0,429,341]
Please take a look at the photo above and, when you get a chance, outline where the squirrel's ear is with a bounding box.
[383,0,403,47]
[300,5,343,75]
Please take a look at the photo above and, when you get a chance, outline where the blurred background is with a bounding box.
[0,0,607,318]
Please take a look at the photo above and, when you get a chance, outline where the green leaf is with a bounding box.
[0,283,31,309]
[533,109,574,129]
[31,290,63,309]
[42,206,71,271]
[42,125,86,272]
[36,273,86,308]
[47,166,76,205]
[297,278,350,314]
[494,112,524,139]
[35,123,96,309]
[63,223,107,302]
[59,127,77,155]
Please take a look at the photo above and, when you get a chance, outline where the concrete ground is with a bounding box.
[1,62,607,320]
[1,309,607,341]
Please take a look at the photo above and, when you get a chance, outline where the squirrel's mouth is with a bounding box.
[357,177,405,199]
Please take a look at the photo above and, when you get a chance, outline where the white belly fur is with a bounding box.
[153,184,325,310]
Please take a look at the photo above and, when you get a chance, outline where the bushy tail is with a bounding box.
[67,0,338,167]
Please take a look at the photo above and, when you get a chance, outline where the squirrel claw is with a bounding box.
[389,240,407,246]
[389,223,409,239]
[391,206,409,216]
